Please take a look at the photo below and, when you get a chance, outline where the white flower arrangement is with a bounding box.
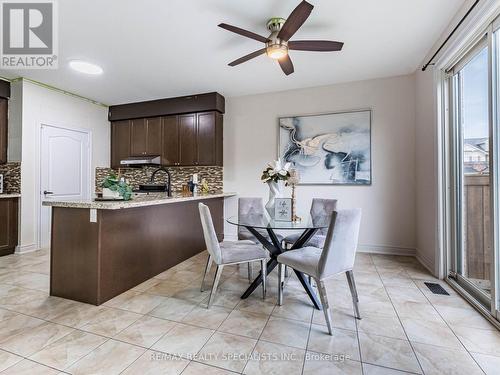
[261,159,292,183]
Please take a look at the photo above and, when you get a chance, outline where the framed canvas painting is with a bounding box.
[279,109,372,185]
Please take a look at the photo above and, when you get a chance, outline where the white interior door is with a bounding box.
[40,125,91,249]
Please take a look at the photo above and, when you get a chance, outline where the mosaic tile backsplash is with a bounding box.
[0,162,21,194]
[95,166,223,194]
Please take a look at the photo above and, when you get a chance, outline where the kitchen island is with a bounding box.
[43,193,235,305]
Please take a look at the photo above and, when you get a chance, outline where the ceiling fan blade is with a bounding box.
[277,1,314,41]
[228,48,267,66]
[289,40,344,51]
[278,55,294,75]
[218,23,268,43]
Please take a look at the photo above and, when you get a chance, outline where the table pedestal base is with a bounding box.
[240,227,322,310]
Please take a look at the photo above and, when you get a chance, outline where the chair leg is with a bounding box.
[316,279,333,335]
[200,255,212,292]
[346,270,361,320]
[247,262,253,283]
[207,265,224,309]
[278,263,284,306]
[261,259,267,300]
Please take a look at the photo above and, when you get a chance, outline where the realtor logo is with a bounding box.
[0,0,58,69]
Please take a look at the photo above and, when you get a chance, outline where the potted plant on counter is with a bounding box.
[101,173,133,201]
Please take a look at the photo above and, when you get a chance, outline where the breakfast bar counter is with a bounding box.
[43,193,235,305]
[43,192,234,210]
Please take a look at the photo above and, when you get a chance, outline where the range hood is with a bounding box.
[120,156,161,167]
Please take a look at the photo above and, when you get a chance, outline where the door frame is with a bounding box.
[447,36,494,306]
[37,123,92,250]
[438,13,500,326]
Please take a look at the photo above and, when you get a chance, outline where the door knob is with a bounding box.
[43,191,54,195]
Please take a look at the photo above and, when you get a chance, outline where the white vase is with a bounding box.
[102,188,120,199]
[265,180,285,218]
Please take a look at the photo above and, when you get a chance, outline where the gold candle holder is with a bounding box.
[289,169,301,222]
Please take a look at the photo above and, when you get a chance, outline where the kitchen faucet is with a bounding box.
[150,167,172,197]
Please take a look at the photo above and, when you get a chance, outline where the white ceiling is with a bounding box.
[1,0,465,105]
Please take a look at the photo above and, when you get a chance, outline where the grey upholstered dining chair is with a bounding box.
[238,197,283,280]
[199,203,268,308]
[277,209,362,335]
[283,198,338,248]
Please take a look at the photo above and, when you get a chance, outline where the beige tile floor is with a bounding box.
[0,248,499,374]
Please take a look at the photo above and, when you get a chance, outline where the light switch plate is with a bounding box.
[90,209,97,223]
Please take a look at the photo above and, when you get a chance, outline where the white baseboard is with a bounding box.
[223,235,416,257]
[15,243,41,254]
[416,250,436,277]
[357,244,416,256]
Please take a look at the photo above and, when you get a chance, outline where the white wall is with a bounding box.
[414,68,439,273]
[224,75,417,255]
[18,80,109,253]
[7,80,22,162]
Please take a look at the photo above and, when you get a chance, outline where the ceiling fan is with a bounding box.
[218,0,344,76]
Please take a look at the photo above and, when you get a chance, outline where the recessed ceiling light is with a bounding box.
[69,60,103,75]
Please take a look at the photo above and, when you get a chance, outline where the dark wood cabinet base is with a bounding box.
[50,198,224,305]
[0,197,19,256]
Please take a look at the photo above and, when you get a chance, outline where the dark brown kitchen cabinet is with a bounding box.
[130,117,162,157]
[179,114,197,166]
[0,198,18,256]
[161,115,179,166]
[215,112,223,166]
[110,120,130,169]
[111,111,223,168]
[197,112,217,166]
[0,98,7,165]
[196,111,223,166]
[162,113,222,167]
[147,118,162,156]
[130,118,146,156]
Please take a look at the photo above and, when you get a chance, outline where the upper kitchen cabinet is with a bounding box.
[110,120,130,169]
[179,114,197,166]
[164,112,222,167]
[130,117,162,157]
[109,92,224,167]
[162,115,179,166]
[197,111,222,166]
[0,98,7,165]
[0,80,10,165]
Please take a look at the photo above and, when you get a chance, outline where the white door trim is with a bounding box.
[37,123,92,250]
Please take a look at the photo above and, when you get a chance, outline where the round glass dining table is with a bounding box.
[226,214,331,310]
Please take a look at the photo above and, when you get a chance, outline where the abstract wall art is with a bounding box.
[279,110,372,185]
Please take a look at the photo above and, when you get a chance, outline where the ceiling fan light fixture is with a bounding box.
[266,44,288,60]
[218,1,343,75]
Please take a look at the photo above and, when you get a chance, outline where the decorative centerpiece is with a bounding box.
[101,173,133,201]
[261,159,291,218]
[288,169,301,222]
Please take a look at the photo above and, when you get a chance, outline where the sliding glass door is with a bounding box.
[447,21,500,319]
[449,38,492,306]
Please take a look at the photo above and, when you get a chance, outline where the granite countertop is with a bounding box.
[0,193,21,199]
[42,192,236,210]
